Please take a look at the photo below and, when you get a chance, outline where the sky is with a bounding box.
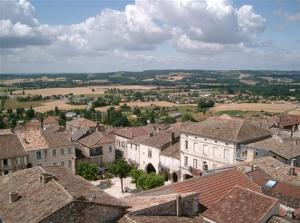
[0,0,300,73]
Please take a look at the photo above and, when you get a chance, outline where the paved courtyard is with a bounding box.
[91,177,138,198]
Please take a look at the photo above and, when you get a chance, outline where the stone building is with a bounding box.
[76,130,115,166]
[0,166,128,223]
[180,115,271,179]
[17,128,76,173]
[114,124,166,159]
[0,133,28,176]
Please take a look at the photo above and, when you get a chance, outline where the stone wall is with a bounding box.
[41,201,126,223]
[131,193,199,217]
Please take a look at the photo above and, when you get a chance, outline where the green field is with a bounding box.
[4,98,45,110]
[215,110,247,117]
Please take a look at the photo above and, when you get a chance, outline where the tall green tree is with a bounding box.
[108,159,132,193]
[77,163,98,181]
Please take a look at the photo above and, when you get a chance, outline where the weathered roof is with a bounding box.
[160,142,180,159]
[43,130,73,148]
[0,166,127,223]
[247,168,300,208]
[181,115,271,143]
[67,118,97,128]
[268,216,290,223]
[78,131,115,148]
[202,186,279,223]
[246,136,300,160]
[17,129,73,151]
[278,114,299,127]
[0,134,26,159]
[43,116,58,125]
[250,156,300,186]
[130,130,177,150]
[134,168,260,209]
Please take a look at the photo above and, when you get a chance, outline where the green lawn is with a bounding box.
[176,105,198,113]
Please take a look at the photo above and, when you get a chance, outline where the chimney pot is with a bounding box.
[9,191,19,203]
[40,173,54,184]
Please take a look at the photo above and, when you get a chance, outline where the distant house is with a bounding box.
[76,131,115,166]
[180,115,271,180]
[42,116,59,131]
[0,166,128,222]
[65,118,98,136]
[0,133,28,176]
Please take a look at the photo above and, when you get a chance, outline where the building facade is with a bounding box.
[180,115,271,180]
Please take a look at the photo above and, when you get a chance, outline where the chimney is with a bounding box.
[288,159,296,176]
[9,191,19,203]
[259,122,262,128]
[170,132,176,145]
[39,173,55,184]
[176,195,182,217]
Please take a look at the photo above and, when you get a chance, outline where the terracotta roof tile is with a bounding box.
[202,186,279,223]
[134,168,260,209]
[67,118,97,128]
[78,131,115,147]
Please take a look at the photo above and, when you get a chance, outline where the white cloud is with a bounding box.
[1,0,299,72]
[274,10,300,22]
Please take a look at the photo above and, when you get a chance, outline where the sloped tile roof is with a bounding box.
[246,168,300,208]
[0,166,127,223]
[160,142,180,159]
[67,118,97,128]
[43,116,58,125]
[133,168,260,209]
[0,134,26,159]
[114,124,168,139]
[250,156,300,186]
[246,137,300,160]
[202,186,279,223]
[78,131,115,148]
[118,215,203,223]
[182,115,271,143]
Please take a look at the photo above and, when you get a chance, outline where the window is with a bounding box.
[68,160,72,169]
[224,149,229,161]
[184,156,188,167]
[203,145,208,155]
[53,162,57,166]
[60,148,64,156]
[20,156,24,164]
[203,161,208,170]
[36,151,42,160]
[3,159,8,166]
[90,147,102,156]
[53,149,57,157]
[109,145,113,153]
[68,147,72,154]
[213,146,217,157]
[148,148,152,158]
[4,171,9,175]
[122,142,125,148]
[61,161,64,166]
[193,159,198,169]
[185,140,188,149]
[44,150,47,158]
[193,142,198,153]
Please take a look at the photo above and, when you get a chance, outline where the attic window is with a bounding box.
[215,141,218,143]
[204,139,207,141]
[225,143,228,145]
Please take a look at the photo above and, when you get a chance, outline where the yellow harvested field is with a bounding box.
[211,103,298,114]
[15,85,157,96]
[34,100,86,113]
[288,108,300,115]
